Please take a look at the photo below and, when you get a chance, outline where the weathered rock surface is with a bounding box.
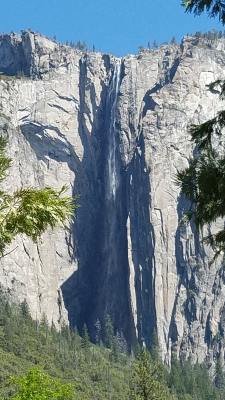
[1,31,225,364]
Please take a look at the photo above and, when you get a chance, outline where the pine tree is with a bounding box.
[95,318,101,345]
[150,328,159,361]
[171,36,177,45]
[182,0,225,24]
[182,359,195,397]
[153,40,158,49]
[194,31,202,38]
[115,330,128,354]
[104,314,114,349]
[0,135,78,256]
[71,326,80,369]
[82,40,88,50]
[111,337,119,362]
[208,30,213,40]
[61,321,71,342]
[40,312,49,330]
[4,301,12,318]
[215,356,225,391]
[130,348,170,400]
[169,355,185,395]
[40,312,49,341]
[193,363,214,399]
[82,323,90,349]
[72,326,81,349]
[177,1,225,259]
[20,299,31,325]
[76,41,82,50]
[213,28,219,39]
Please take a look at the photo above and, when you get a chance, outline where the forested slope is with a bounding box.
[0,290,224,399]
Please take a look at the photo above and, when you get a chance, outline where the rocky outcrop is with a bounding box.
[1,31,225,364]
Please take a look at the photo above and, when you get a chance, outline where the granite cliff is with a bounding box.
[0,31,225,365]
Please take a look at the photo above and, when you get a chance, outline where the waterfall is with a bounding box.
[107,58,121,200]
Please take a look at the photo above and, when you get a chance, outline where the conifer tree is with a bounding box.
[20,299,31,325]
[169,355,185,395]
[95,318,101,345]
[115,330,128,354]
[153,40,158,49]
[104,314,114,349]
[182,359,195,397]
[130,348,170,400]
[150,328,159,362]
[83,40,88,50]
[82,323,90,349]
[171,36,177,45]
[0,135,78,256]
[177,0,225,259]
[182,1,225,24]
[215,356,225,391]
[40,312,49,330]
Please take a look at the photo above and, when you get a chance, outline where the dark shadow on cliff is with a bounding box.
[60,55,110,338]
[142,85,160,118]
[19,54,110,339]
[20,56,142,349]
[60,56,135,348]
[127,130,156,350]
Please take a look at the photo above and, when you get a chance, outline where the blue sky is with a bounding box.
[0,0,223,56]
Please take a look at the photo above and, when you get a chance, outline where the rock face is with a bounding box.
[1,31,225,364]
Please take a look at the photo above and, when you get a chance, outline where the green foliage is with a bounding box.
[215,356,225,391]
[0,290,223,399]
[138,29,225,55]
[176,147,225,259]
[95,318,101,345]
[16,70,25,78]
[169,355,185,395]
[171,36,177,45]
[0,136,11,182]
[82,323,90,351]
[150,328,159,362]
[104,314,114,349]
[177,0,225,260]
[130,348,171,400]
[152,40,158,49]
[69,40,88,51]
[182,1,225,25]
[9,368,73,399]
[0,72,16,82]
[168,357,225,400]
[0,135,79,255]
[0,293,131,399]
